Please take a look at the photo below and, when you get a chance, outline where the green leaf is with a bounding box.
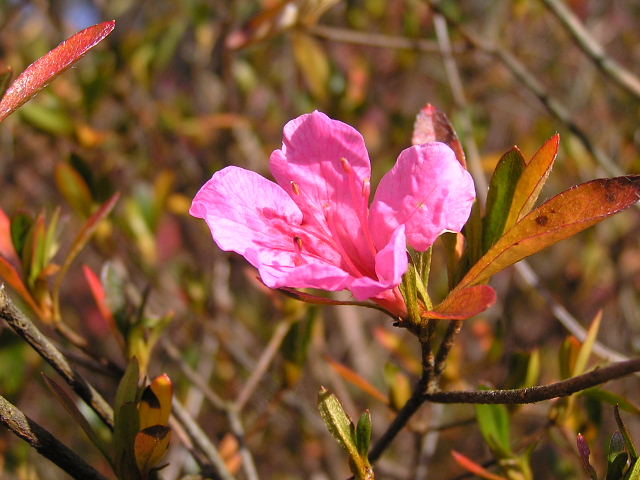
[457,176,640,290]
[606,432,628,480]
[482,147,526,252]
[355,410,372,457]
[615,405,638,461]
[113,359,141,480]
[504,135,559,229]
[475,401,512,457]
[10,212,32,259]
[400,263,421,324]
[317,387,358,458]
[628,458,640,480]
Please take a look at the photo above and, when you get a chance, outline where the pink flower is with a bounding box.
[190,111,475,316]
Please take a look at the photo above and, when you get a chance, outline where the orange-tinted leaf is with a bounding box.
[139,374,173,430]
[424,285,496,320]
[412,104,466,168]
[451,450,508,480]
[372,327,421,375]
[457,176,640,289]
[134,425,171,476]
[325,356,388,405]
[504,134,559,230]
[0,257,42,316]
[0,21,115,122]
[83,264,115,327]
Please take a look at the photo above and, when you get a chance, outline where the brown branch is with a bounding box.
[541,0,640,101]
[0,393,108,480]
[424,357,640,404]
[0,286,114,429]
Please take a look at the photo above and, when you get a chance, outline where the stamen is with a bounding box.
[340,157,352,173]
[293,236,303,251]
[291,181,301,195]
[293,235,304,266]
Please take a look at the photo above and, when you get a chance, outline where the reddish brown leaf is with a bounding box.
[458,176,640,289]
[424,285,496,320]
[412,103,466,168]
[0,21,115,122]
[451,451,508,480]
[0,256,42,317]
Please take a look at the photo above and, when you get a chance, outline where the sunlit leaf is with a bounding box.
[457,176,640,289]
[475,401,512,457]
[423,285,496,320]
[412,103,466,168]
[355,410,372,457]
[504,135,560,229]
[325,356,389,405]
[291,32,330,100]
[55,162,93,217]
[451,450,508,480]
[317,387,358,459]
[572,310,602,377]
[0,21,115,122]
[482,148,526,252]
[134,426,171,477]
[0,257,42,316]
[139,374,172,430]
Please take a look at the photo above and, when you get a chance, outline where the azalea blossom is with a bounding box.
[190,111,475,316]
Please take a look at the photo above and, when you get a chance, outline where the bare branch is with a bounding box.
[0,393,108,480]
[541,0,640,101]
[0,286,114,429]
[308,24,445,52]
[428,1,623,178]
[424,357,640,404]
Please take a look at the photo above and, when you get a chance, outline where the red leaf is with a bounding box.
[0,256,42,317]
[424,285,496,320]
[412,104,467,168]
[0,208,20,270]
[0,21,115,122]
[83,264,115,328]
[324,356,389,405]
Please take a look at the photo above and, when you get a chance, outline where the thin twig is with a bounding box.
[432,6,488,201]
[228,408,261,480]
[428,1,623,178]
[515,262,628,363]
[541,0,640,101]
[424,357,640,404]
[163,338,227,410]
[0,393,108,480]
[235,319,293,411]
[171,397,236,480]
[0,286,114,429]
[369,335,433,463]
[308,24,446,52]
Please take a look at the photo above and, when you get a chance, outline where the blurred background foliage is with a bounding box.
[0,0,639,478]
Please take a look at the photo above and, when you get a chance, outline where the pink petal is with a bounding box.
[190,166,302,266]
[270,111,378,279]
[370,142,475,251]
